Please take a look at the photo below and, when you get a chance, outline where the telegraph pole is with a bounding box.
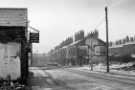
[105,6,110,72]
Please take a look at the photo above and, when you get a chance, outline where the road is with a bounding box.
[29,66,135,90]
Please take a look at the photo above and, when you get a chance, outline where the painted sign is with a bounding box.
[30,32,39,43]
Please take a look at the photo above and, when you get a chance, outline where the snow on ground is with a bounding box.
[72,62,135,76]
[30,67,48,77]
[29,66,135,90]
[110,62,134,69]
[45,69,121,90]
[29,67,115,90]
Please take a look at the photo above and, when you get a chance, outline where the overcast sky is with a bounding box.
[0,0,135,53]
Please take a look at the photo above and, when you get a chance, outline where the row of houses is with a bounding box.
[48,30,107,66]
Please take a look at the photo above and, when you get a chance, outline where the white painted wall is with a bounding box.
[0,42,21,80]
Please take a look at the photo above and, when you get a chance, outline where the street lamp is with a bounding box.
[87,44,93,71]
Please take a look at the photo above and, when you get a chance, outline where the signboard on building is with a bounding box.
[30,32,39,43]
[94,45,106,56]
[78,45,88,50]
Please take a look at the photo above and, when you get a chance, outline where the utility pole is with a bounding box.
[105,6,110,73]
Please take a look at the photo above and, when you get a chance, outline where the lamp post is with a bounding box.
[87,44,93,71]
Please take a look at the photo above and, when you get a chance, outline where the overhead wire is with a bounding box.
[93,16,105,30]
[105,0,126,8]
[87,0,124,34]
[92,0,113,30]
[104,0,127,42]
[87,0,111,32]
[105,0,112,7]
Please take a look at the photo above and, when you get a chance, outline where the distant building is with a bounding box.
[85,32,106,64]
[49,30,107,66]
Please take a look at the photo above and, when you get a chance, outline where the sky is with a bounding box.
[0,0,135,53]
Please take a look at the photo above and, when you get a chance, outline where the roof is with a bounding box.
[85,36,106,45]
[0,8,27,26]
[69,39,82,46]
[98,38,106,45]
[109,41,135,49]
